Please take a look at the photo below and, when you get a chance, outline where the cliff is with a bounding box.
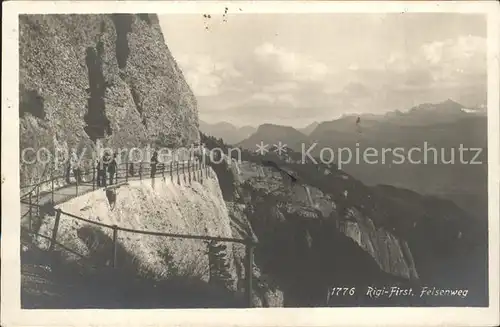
[238,123,308,151]
[27,170,263,307]
[19,14,199,185]
[231,164,419,306]
[202,134,487,306]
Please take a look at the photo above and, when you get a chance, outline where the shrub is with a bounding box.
[205,240,233,290]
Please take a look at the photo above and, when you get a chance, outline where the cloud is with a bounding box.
[176,54,242,96]
[178,35,486,126]
[421,35,485,65]
[277,93,297,105]
[249,92,275,103]
[403,69,435,87]
[182,71,221,97]
[348,63,359,71]
[255,35,483,120]
[245,92,299,107]
[262,82,299,93]
[385,35,486,87]
[254,43,329,82]
[342,82,372,97]
[193,43,334,117]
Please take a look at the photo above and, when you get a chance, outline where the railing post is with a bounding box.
[51,160,55,204]
[36,185,40,217]
[193,160,198,182]
[112,225,118,268]
[28,192,33,232]
[125,156,129,182]
[197,160,200,181]
[188,159,191,183]
[245,243,254,308]
[176,161,180,185]
[75,170,79,196]
[92,163,96,191]
[139,162,143,180]
[198,160,201,180]
[182,161,186,183]
[162,161,165,179]
[199,159,203,180]
[198,160,203,184]
[49,210,62,252]
[198,160,201,181]
[170,160,173,182]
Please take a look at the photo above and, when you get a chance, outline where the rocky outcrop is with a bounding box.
[19,14,199,185]
[201,134,487,306]
[35,173,234,282]
[229,162,419,282]
[337,207,419,281]
[29,167,283,307]
[237,169,419,283]
[226,202,285,307]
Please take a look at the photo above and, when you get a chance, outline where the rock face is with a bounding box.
[337,208,419,281]
[19,14,199,185]
[225,161,419,283]
[201,134,487,306]
[35,173,235,282]
[29,171,257,307]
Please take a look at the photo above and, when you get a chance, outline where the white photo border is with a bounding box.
[2,1,499,326]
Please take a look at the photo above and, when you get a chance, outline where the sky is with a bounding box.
[159,13,487,128]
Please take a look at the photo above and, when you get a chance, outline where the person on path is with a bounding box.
[100,152,110,187]
[150,148,159,178]
[129,162,135,177]
[70,150,82,183]
[96,157,103,187]
[65,155,72,184]
[108,152,118,186]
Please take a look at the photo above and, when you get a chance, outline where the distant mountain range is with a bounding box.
[203,99,488,220]
[199,120,319,145]
[299,121,320,135]
[198,121,257,145]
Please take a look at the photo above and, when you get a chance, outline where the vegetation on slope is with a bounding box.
[21,228,245,309]
[23,174,255,308]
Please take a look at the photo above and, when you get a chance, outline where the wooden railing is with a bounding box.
[20,158,211,228]
[23,205,256,307]
[20,157,258,307]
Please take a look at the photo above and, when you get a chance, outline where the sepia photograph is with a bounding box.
[1,1,499,327]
